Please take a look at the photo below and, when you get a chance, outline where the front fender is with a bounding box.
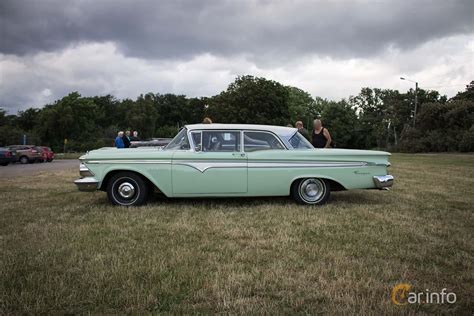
[87,163,173,197]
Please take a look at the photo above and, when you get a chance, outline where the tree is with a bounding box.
[208,75,290,125]
[285,86,315,125]
[317,100,359,148]
[126,94,157,138]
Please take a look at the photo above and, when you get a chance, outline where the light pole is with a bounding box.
[400,77,418,127]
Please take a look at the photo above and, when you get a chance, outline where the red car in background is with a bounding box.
[40,146,55,162]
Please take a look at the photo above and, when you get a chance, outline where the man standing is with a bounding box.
[295,121,310,141]
[130,131,140,141]
[123,130,131,148]
[115,131,125,149]
[311,119,332,148]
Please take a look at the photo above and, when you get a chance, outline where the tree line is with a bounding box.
[0,75,473,152]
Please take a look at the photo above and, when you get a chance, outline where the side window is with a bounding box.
[191,132,202,151]
[202,131,240,152]
[244,131,285,152]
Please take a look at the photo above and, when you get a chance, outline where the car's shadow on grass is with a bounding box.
[144,190,385,208]
[90,190,386,209]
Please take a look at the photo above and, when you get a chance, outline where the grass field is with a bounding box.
[1,153,473,314]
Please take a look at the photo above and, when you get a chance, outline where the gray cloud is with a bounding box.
[1,0,472,61]
[1,0,472,113]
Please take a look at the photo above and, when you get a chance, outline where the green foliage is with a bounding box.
[285,86,315,124]
[0,77,472,153]
[399,99,474,152]
[155,126,180,138]
[315,100,359,148]
[208,75,290,125]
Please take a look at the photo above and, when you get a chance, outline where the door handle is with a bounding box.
[232,153,246,157]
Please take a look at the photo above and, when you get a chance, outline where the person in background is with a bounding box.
[286,123,293,127]
[295,121,310,141]
[115,131,125,149]
[123,130,131,148]
[202,117,213,124]
[130,131,139,141]
[311,119,332,148]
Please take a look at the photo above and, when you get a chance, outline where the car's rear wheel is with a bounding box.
[19,156,29,164]
[292,178,330,205]
[106,172,149,206]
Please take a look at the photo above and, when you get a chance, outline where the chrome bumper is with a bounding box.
[74,177,99,192]
[373,175,394,190]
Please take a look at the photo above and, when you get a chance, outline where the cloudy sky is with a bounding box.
[0,0,472,113]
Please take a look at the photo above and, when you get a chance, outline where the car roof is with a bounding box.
[185,124,298,137]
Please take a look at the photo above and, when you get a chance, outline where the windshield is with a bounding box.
[164,128,190,150]
[289,132,314,149]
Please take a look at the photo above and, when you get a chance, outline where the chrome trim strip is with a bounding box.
[177,161,246,172]
[83,159,368,173]
[86,160,172,164]
[174,160,367,173]
[247,162,367,168]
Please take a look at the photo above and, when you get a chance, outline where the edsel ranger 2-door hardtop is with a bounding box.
[74,124,394,206]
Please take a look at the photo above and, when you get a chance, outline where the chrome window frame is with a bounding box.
[190,130,203,151]
[164,128,193,151]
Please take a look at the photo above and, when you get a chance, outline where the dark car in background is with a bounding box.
[0,147,17,166]
[40,146,55,162]
[8,145,42,164]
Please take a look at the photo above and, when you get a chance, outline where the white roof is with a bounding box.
[185,123,297,137]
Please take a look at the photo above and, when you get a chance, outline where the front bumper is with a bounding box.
[373,175,394,189]
[74,177,99,192]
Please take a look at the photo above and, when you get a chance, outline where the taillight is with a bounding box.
[6,151,12,157]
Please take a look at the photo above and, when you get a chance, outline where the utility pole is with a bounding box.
[400,77,419,127]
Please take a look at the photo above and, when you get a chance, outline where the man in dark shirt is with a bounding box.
[295,121,310,141]
[311,119,332,148]
[123,130,131,148]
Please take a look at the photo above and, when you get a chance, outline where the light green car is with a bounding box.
[74,124,394,206]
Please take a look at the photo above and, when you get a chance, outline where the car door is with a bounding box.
[244,131,291,196]
[172,130,247,195]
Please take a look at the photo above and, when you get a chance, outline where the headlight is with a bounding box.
[79,163,94,177]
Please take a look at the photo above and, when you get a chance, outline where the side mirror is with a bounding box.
[195,145,202,152]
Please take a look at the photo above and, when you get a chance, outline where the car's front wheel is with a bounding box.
[292,178,330,205]
[19,156,30,164]
[106,172,149,206]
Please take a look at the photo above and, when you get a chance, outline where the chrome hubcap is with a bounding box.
[300,178,324,202]
[118,182,135,199]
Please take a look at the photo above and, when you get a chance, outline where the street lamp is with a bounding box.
[400,77,418,127]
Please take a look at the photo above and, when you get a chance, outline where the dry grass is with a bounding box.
[1,153,473,314]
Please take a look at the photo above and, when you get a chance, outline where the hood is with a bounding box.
[79,147,173,162]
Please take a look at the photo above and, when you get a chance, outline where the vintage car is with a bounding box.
[74,124,394,206]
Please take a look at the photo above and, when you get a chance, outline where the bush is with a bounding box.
[459,126,474,152]
[155,126,179,138]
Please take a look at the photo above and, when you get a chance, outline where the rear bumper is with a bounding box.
[373,175,394,189]
[74,177,99,192]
